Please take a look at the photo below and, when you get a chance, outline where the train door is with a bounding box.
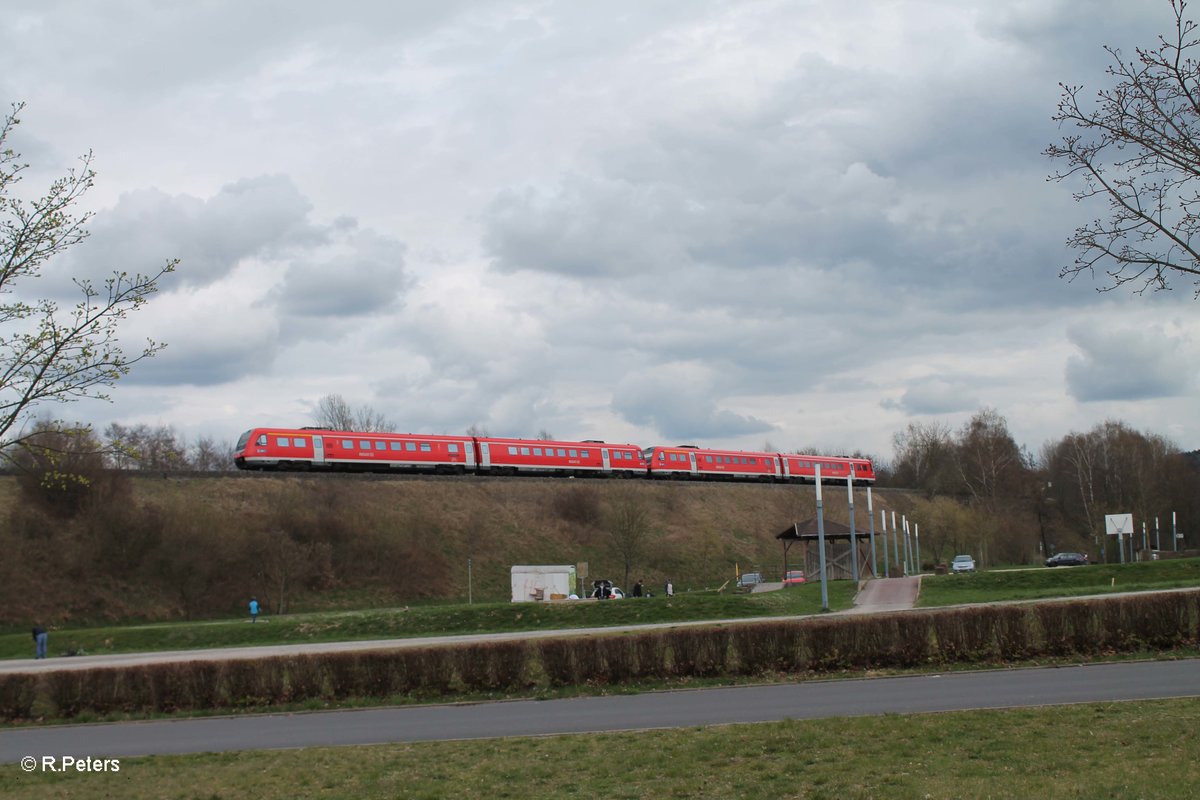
[688,451,698,475]
[480,441,491,469]
[312,435,326,466]
[464,440,477,468]
[601,448,611,474]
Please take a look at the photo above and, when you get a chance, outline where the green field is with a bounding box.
[4,698,1197,799]
[0,582,860,660]
[917,557,1200,606]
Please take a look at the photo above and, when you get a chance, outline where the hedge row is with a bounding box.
[2,591,1197,720]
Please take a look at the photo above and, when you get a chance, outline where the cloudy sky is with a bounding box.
[3,0,1198,461]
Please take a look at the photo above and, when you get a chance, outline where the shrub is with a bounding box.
[455,641,529,691]
[221,659,285,707]
[731,622,801,675]
[668,627,729,677]
[0,673,39,720]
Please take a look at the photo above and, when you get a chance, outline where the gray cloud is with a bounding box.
[1065,325,1195,402]
[881,378,982,416]
[612,364,775,441]
[51,175,325,292]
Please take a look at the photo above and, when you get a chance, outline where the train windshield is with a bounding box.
[236,430,252,450]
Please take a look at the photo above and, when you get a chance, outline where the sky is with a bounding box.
[2,0,1198,463]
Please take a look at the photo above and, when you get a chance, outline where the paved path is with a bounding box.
[841,576,922,614]
[2,658,1197,761]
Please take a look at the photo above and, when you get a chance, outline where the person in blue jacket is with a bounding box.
[32,624,48,659]
[249,597,260,623]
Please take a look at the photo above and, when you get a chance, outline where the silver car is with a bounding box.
[950,554,976,573]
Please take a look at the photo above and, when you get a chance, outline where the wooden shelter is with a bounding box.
[776,518,876,581]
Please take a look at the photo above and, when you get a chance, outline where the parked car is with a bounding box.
[1045,552,1088,567]
[783,570,807,586]
[950,554,976,573]
[737,572,763,588]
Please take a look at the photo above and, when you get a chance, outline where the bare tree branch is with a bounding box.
[1047,0,1200,296]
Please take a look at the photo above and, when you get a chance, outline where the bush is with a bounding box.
[0,673,39,719]
[668,627,729,677]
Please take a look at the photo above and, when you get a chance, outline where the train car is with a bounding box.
[234,427,476,472]
[778,454,876,484]
[643,445,781,481]
[476,437,647,477]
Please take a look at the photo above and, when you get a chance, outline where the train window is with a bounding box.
[420,443,432,452]
[705,455,713,462]
[508,446,518,455]
[256,434,267,446]
[294,438,307,447]
[405,442,416,451]
[520,447,530,456]
[375,441,386,450]
[390,442,402,451]
[749,457,756,465]
[276,438,290,447]
[533,448,542,456]
[342,440,353,449]
[580,449,589,458]
[359,440,371,449]
[557,448,567,457]
[448,443,459,453]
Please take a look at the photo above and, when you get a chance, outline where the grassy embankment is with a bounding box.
[4,699,1197,799]
[0,582,860,660]
[917,558,1200,606]
[6,559,1200,661]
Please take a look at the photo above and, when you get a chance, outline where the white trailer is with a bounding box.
[510,565,577,602]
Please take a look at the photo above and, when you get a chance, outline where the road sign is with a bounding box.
[1105,514,1133,536]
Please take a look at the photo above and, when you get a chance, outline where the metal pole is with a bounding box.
[881,508,890,578]
[816,465,829,611]
[1142,521,1148,560]
[891,511,900,570]
[847,473,859,582]
[867,487,878,578]
[915,523,921,574]
[1155,516,1160,552]
[1173,511,1178,552]
[901,515,910,576]
[468,557,473,604]
[1119,532,1125,564]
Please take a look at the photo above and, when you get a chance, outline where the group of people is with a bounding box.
[630,579,674,598]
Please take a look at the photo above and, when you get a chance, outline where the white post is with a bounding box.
[815,465,828,611]
[847,472,858,582]
[867,487,877,578]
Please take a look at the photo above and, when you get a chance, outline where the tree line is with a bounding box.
[880,408,1199,565]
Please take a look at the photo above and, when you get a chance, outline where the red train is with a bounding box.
[233,427,874,484]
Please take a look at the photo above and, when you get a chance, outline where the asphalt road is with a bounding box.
[2,658,1197,762]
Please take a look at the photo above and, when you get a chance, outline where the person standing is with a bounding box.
[249,596,260,623]
[664,579,674,598]
[632,579,644,598]
[32,624,48,659]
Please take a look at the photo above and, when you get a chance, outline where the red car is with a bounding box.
[783,570,807,586]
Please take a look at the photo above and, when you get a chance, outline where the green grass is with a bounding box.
[917,557,1200,607]
[4,698,1197,799]
[0,582,859,661]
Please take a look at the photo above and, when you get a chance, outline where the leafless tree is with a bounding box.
[953,408,1029,510]
[890,420,956,495]
[1046,1,1200,296]
[465,423,490,437]
[313,393,394,432]
[605,489,655,590]
[103,423,187,470]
